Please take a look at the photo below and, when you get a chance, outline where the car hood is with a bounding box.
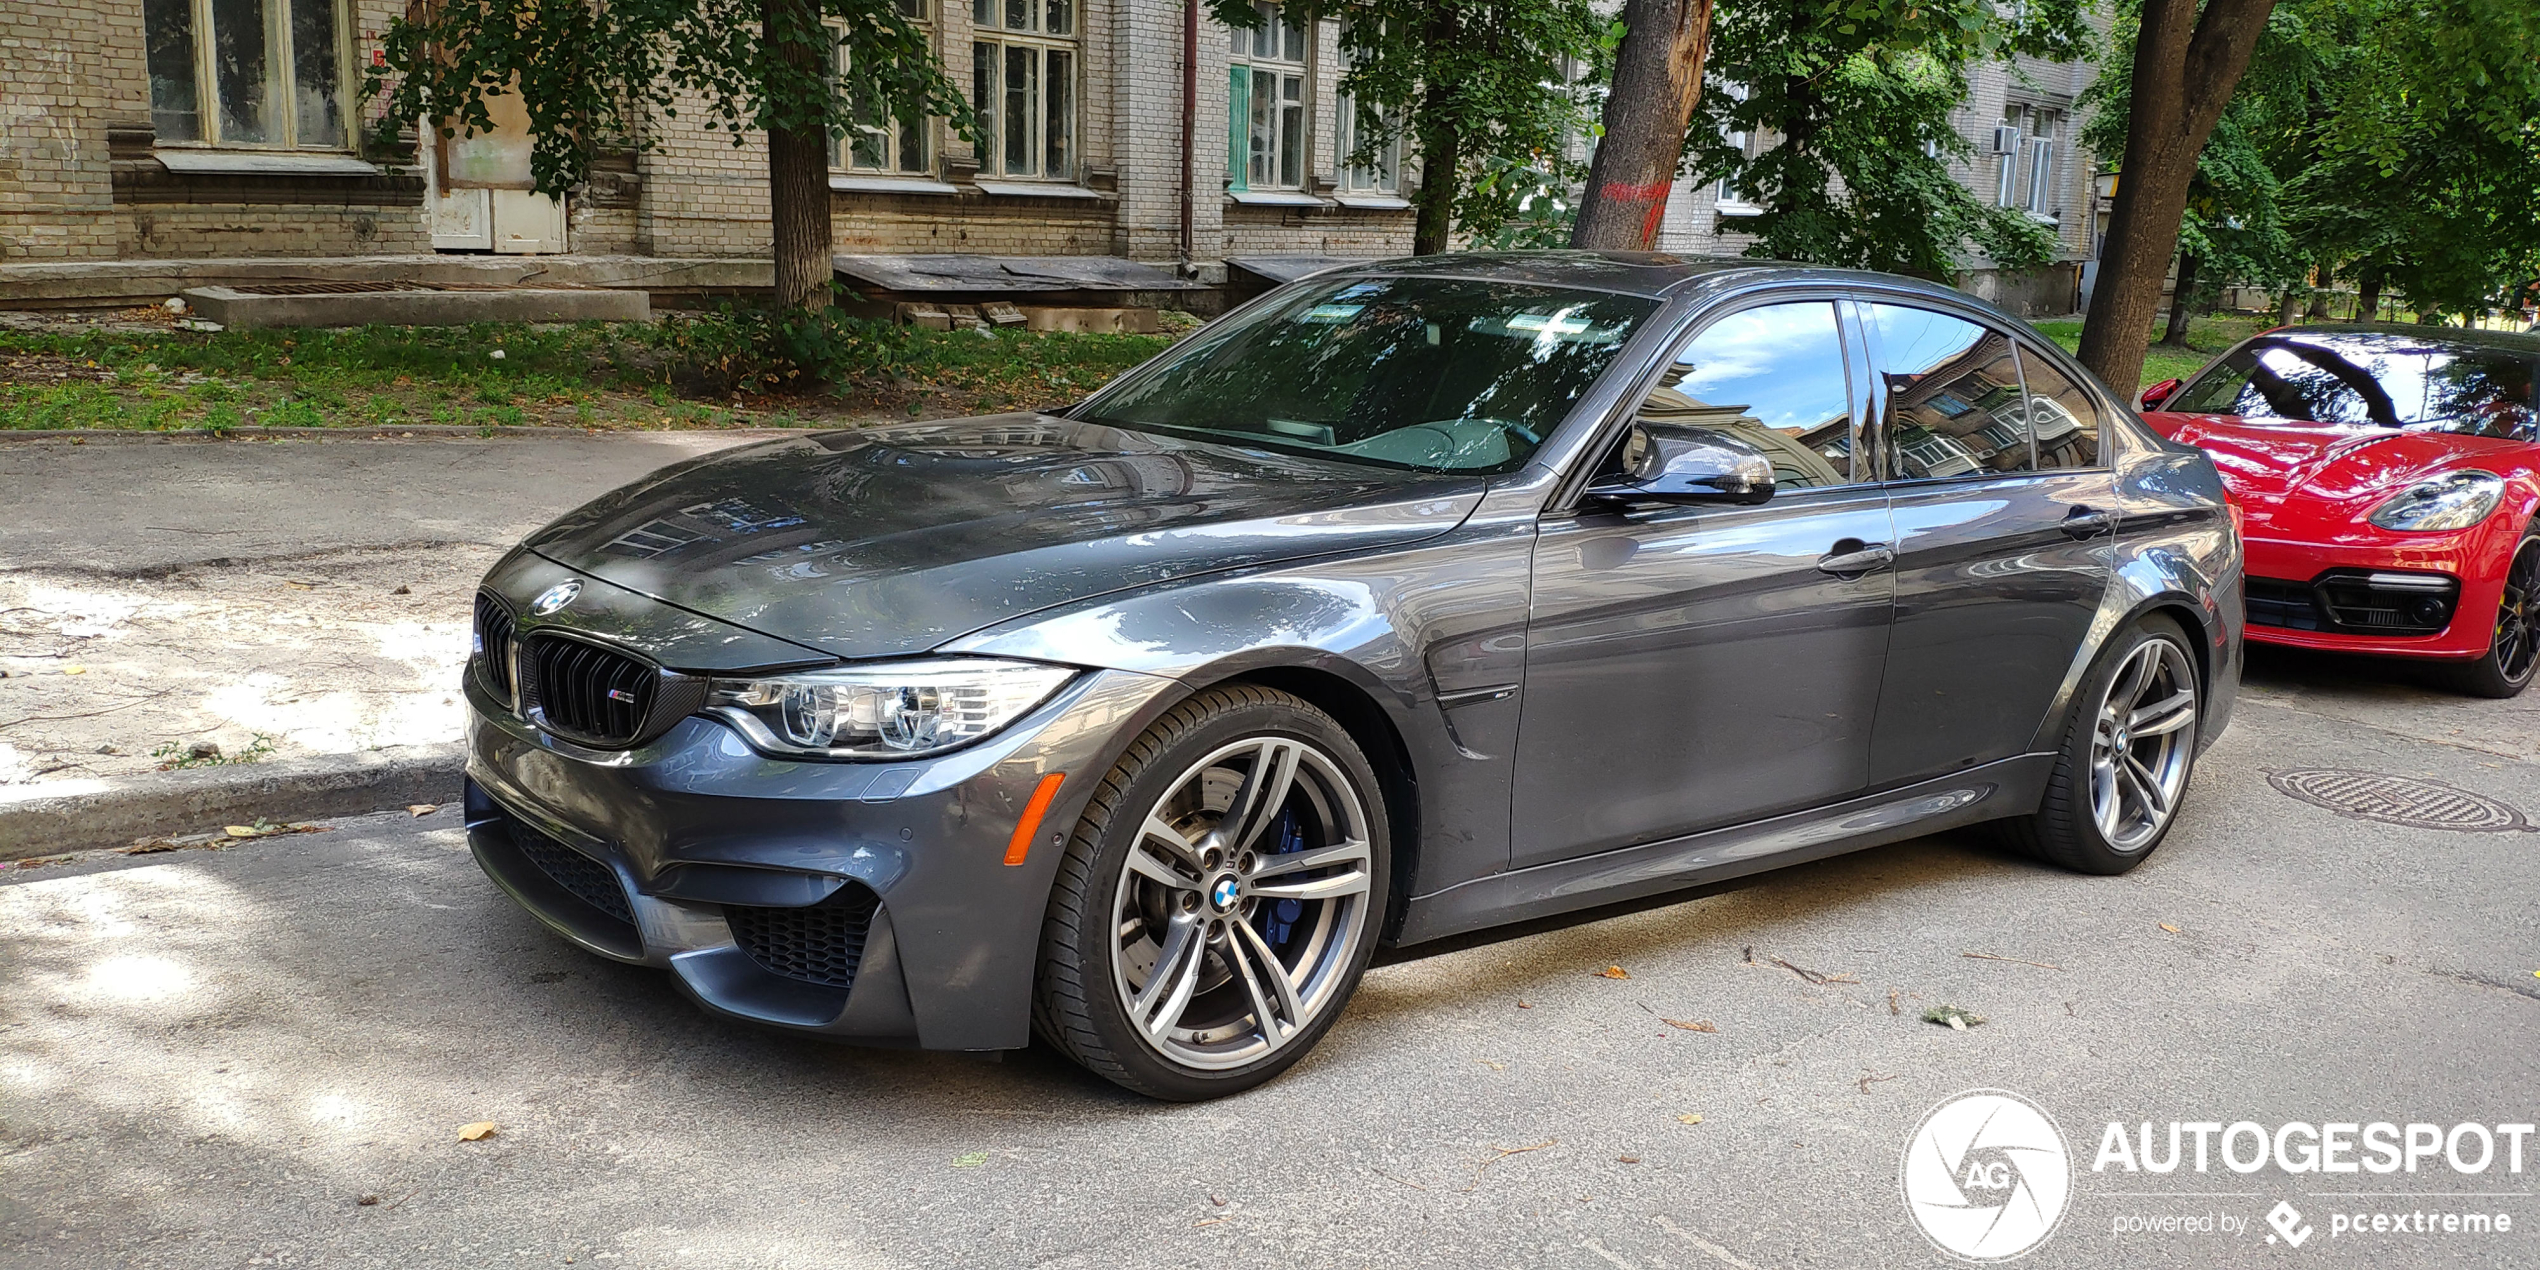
[2143,411,2525,534]
[524,414,1486,659]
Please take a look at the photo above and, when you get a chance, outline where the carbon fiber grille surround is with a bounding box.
[726,886,881,991]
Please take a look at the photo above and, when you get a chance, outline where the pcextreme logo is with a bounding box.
[1902,1090,2073,1262]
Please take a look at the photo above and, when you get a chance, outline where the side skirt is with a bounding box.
[1392,754,2055,945]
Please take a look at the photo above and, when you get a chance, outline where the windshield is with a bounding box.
[1074,275,1661,473]
[2170,331,2538,440]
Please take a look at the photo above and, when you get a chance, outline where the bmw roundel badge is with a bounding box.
[529,579,582,616]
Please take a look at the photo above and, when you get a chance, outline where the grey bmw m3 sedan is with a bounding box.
[463,252,2242,1099]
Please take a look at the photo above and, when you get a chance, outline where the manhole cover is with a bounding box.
[2269,769,2536,832]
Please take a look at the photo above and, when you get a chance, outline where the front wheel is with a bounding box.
[2000,616,2201,875]
[2442,532,2539,699]
[1033,686,1388,1100]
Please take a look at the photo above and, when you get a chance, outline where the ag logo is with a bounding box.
[529,579,582,616]
[1902,1090,2071,1261]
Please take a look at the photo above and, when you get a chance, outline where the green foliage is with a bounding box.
[367,0,973,199]
[2085,0,2540,319]
[1690,0,2091,276]
[643,300,919,394]
[1217,0,1610,246]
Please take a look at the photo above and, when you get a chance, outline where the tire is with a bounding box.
[1998,615,2201,875]
[1033,685,1390,1101]
[2441,530,2540,700]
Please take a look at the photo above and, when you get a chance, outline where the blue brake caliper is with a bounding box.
[1258,810,1307,948]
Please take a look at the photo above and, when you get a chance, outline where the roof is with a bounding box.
[1315,251,1988,309]
[2253,323,2540,357]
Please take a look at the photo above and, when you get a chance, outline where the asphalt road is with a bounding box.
[4,651,2537,1269]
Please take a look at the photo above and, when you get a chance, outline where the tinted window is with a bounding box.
[2013,344,2104,468]
[1869,304,2032,479]
[1078,275,1660,474]
[2172,332,2538,439]
[1637,301,1859,488]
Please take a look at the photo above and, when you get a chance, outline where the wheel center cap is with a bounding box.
[2114,727,2130,749]
[1209,874,1242,913]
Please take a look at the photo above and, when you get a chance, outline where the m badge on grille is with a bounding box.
[607,688,638,704]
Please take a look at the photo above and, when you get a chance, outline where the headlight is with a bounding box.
[704,658,1076,759]
[2366,470,2505,532]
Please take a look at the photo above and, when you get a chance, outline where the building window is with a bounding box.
[1333,21,1396,193]
[143,0,350,149]
[1228,2,1308,191]
[972,0,1075,180]
[2024,115,2061,218]
[835,3,933,176]
[1996,105,2061,215]
[1995,107,2023,206]
[1715,85,1759,215]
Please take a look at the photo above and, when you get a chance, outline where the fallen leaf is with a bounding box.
[2159,923,2181,934]
[224,826,260,839]
[1477,1058,1506,1071]
[1617,1155,1641,1164]
[1516,999,1533,1009]
[1659,1017,1716,1033]
[63,665,87,675]
[1676,1113,1704,1125]
[356,1194,380,1206]
[407,804,439,818]
[122,841,183,855]
[951,1150,989,1168]
[1922,1005,1985,1030]
[457,1121,497,1141]
[1597,965,1630,979]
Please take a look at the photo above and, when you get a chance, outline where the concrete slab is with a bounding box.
[0,254,769,308]
[179,284,650,330]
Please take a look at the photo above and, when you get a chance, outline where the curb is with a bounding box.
[0,743,465,861]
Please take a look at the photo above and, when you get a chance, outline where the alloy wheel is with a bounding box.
[2088,637,2198,853]
[2494,541,2539,684]
[1108,736,1375,1071]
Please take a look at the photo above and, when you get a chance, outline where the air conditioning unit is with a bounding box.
[1991,126,2023,155]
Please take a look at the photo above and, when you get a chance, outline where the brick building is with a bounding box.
[0,0,2099,310]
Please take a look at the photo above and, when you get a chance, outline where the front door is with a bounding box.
[1863,302,2118,787]
[1512,299,1898,869]
[424,83,567,254]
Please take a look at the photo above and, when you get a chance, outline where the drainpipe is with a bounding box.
[1179,0,1197,270]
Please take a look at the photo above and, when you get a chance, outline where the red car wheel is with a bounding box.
[2448,529,2540,698]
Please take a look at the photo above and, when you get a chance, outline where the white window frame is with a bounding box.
[972,0,1078,181]
[1228,1,1310,192]
[1995,107,2024,207]
[1715,83,1761,216]
[143,0,354,151]
[2023,116,2060,220]
[1333,20,1398,195]
[833,3,935,177]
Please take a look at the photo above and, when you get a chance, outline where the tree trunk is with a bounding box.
[765,0,833,311]
[1411,97,1462,254]
[1570,0,1715,251]
[2076,0,2280,392]
[2160,253,2198,345]
[2356,264,2383,319]
[2277,289,2302,326]
[2305,261,2334,319]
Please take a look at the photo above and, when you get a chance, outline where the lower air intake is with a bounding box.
[726,886,882,991]
[508,818,634,927]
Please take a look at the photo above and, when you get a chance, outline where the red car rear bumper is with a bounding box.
[2241,521,2519,660]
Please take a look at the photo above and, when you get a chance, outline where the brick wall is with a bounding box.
[0,0,141,259]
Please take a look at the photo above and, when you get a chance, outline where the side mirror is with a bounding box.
[2138,378,2182,410]
[1587,423,1776,506]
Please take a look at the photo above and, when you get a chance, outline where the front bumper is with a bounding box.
[462,666,1179,1051]
[2241,529,2508,660]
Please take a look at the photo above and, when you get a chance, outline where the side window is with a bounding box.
[1638,301,1860,489]
[1868,304,2032,479]
[2012,344,2105,468]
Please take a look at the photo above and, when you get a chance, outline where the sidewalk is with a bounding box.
[0,429,779,795]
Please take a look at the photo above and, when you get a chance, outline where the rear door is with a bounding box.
[1512,297,1897,868]
[1864,301,2118,787]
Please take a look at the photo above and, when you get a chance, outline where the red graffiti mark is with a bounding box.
[1638,198,1668,250]
[1599,180,1674,204]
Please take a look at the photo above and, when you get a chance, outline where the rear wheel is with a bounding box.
[1033,685,1387,1101]
[2000,616,2200,875]
[2442,531,2540,699]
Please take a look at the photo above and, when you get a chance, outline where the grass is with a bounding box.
[2032,312,2271,392]
[0,313,1178,433]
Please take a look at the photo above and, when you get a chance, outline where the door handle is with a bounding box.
[1817,541,1896,576]
[2061,505,2117,539]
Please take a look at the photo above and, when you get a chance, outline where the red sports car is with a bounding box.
[2138,324,2540,696]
